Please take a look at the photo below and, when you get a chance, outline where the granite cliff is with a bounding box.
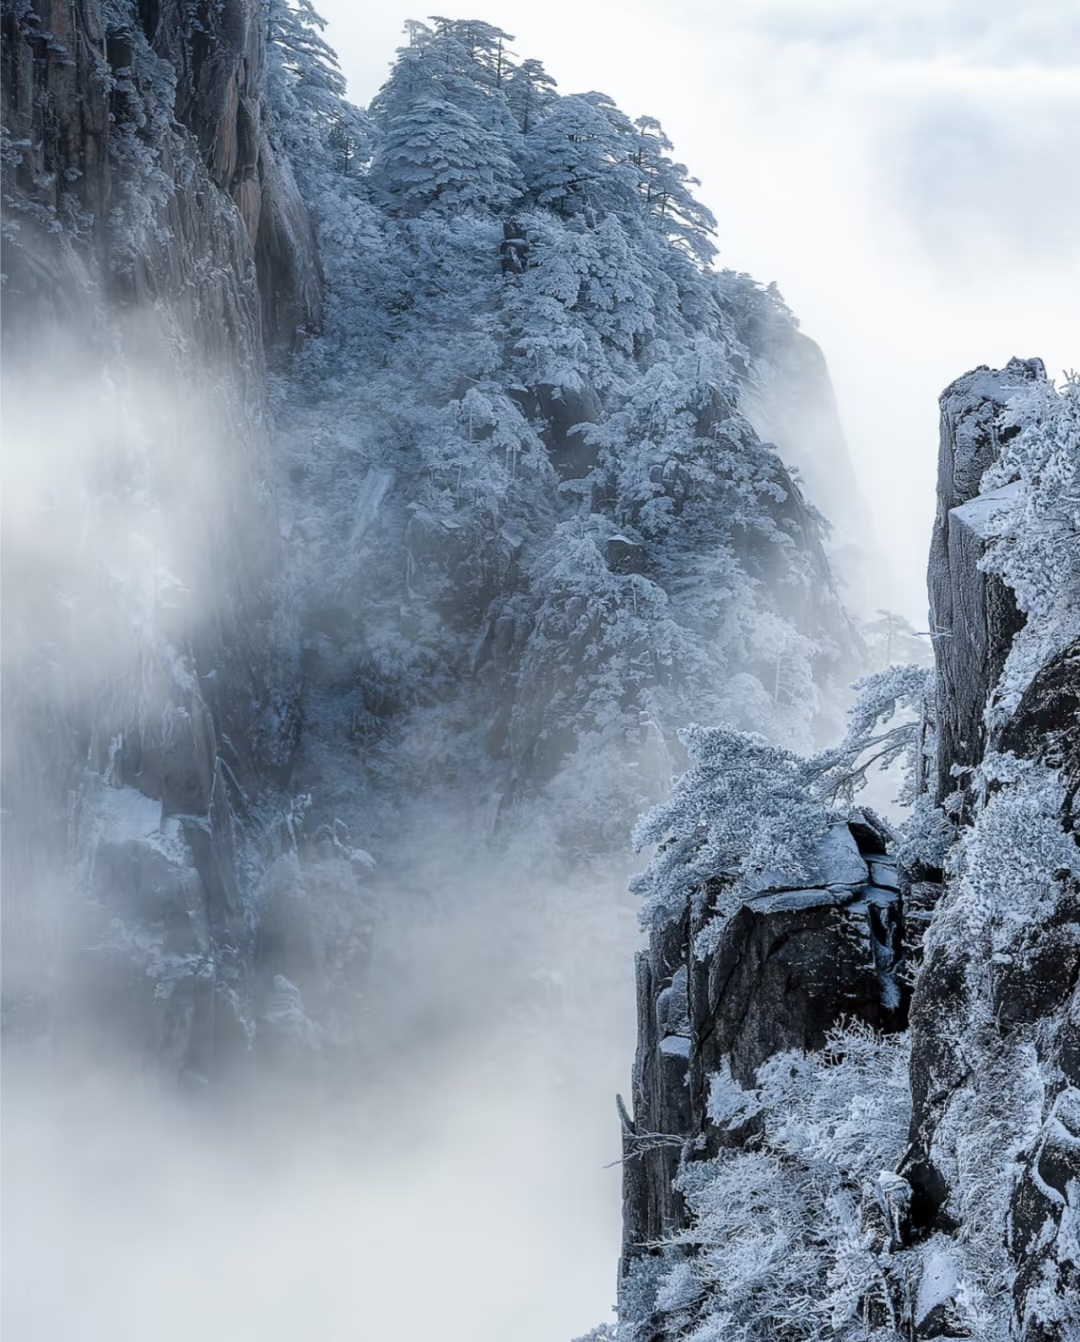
[618,360,1078,1341]
[0,0,359,1083]
[5,9,1076,1339]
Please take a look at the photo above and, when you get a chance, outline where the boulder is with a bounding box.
[512,373,603,477]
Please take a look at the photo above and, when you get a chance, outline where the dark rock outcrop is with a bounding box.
[620,817,904,1277]
[0,0,331,1083]
[928,358,1045,814]
[511,373,603,478]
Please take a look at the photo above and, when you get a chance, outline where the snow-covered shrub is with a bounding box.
[651,1024,911,1342]
[572,1324,617,1342]
[630,657,934,933]
[812,662,935,808]
[631,725,828,931]
[980,372,1080,626]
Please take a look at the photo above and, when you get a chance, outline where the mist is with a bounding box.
[3,6,1074,1342]
[2,323,639,1338]
[5,853,635,1342]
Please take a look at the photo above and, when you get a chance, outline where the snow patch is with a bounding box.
[950,480,1022,540]
[659,1035,692,1059]
[916,1239,962,1324]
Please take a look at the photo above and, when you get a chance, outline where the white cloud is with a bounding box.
[715,0,1080,69]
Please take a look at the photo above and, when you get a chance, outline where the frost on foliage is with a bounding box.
[812,663,935,808]
[651,1025,910,1342]
[979,373,1080,624]
[957,756,1079,959]
[371,97,524,215]
[895,791,952,875]
[266,0,369,170]
[272,12,850,853]
[924,753,1077,1038]
[262,974,320,1050]
[524,95,641,219]
[754,1026,911,1184]
[630,725,828,932]
[630,660,932,932]
[978,372,1080,725]
[920,1042,1044,1337]
[907,757,1078,1333]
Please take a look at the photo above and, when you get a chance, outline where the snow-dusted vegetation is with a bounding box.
[261,13,857,866]
[616,360,1078,1342]
[2,5,1076,1342]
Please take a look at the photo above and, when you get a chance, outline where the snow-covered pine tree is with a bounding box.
[505,56,558,134]
[523,93,641,218]
[633,114,718,263]
[370,95,524,214]
[272,15,857,862]
[428,16,516,89]
[265,0,369,167]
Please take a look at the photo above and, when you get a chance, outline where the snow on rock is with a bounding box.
[950,479,1022,540]
[743,886,842,914]
[658,1035,691,1059]
[869,859,901,891]
[90,784,164,844]
[743,821,868,894]
[914,1238,963,1331]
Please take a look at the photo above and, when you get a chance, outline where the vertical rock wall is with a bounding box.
[903,359,1079,1341]
[927,358,1044,814]
[1,0,321,351]
[0,0,348,1084]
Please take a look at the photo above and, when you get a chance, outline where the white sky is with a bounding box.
[316,0,1079,624]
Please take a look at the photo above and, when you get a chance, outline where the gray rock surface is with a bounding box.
[620,816,904,1277]
[901,364,1079,1341]
[928,358,1045,814]
[1,0,321,351]
[1,0,333,1083]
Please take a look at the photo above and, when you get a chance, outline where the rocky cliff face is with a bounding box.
[1,0,320,351]
[902,360,1079,1341]
[620,813,905,1308]
[927,359,1044,817]
[0,0,353,1084]
[738,313,868,592]
[619,359,1079,1341]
